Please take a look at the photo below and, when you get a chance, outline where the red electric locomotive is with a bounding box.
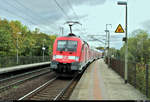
[50,33,93,76]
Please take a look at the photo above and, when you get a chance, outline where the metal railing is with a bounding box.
[0,56,52,68]
[105,58,150,98]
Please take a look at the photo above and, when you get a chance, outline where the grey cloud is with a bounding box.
[15,0,105,20]
[0,0,106,33]
[68,0,106,6]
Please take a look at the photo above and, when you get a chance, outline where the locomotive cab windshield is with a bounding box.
[57,40,77,52]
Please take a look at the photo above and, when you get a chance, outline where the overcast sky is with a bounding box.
[0,0,149,49]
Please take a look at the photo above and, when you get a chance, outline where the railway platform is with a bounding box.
[0,62,51,74]
[69,59,147,100]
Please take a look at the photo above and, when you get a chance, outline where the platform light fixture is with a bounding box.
[117,1,128,84]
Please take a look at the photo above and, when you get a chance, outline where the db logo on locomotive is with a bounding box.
[63,56,68,59]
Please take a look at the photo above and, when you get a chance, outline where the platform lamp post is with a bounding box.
[16,35,18,64]
[42,40,46,62]
[117,1,128,84]
[105,24,112,67]
[16,32,21,64]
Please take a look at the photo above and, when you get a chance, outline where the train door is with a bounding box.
[80,45,84,65]
[86,45,89,63]
[85,46,87,63]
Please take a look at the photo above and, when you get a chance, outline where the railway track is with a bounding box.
[18,74,81,100]
[0,67,51,93]
[0,64,86,100]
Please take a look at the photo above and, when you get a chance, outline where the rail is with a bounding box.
[18,77,57,100]
[53,74,79,100]
[0,70,51,93]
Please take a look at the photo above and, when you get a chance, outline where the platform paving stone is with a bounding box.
[69,59,147,100]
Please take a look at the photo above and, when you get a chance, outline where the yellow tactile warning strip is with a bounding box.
[69,60,103,100]
[93,63,102,99]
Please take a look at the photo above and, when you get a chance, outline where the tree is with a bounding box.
[0,17,57,57]
[0,29,15,56]
[119,29,150,64]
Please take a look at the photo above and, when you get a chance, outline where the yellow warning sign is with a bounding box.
[115,24,124,33]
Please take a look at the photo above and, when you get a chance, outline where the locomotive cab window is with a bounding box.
[57,40,67,51]
[57,40,77,52]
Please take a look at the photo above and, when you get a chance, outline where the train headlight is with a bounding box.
[53,55,63,60]
[68,56,75,60]
[68,56,79,61]
[53,55,56,60]
[75,57,79,61]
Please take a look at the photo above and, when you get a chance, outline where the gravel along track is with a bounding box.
[19,64,87,100]
[0,71,56,100]
[58,75,81,100]
[19,77,72,100]
[0,68,49,88]
[0,68,51,93]
[0,64,87,100]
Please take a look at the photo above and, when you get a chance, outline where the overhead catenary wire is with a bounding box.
[0,7,35,26]
[2,1,36,24]
[52,0,84,35]
[66,0,79,20]
[53,0,83,36]
[14,0,58,31]
[2,0,51,32]
[53,0,71,20]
